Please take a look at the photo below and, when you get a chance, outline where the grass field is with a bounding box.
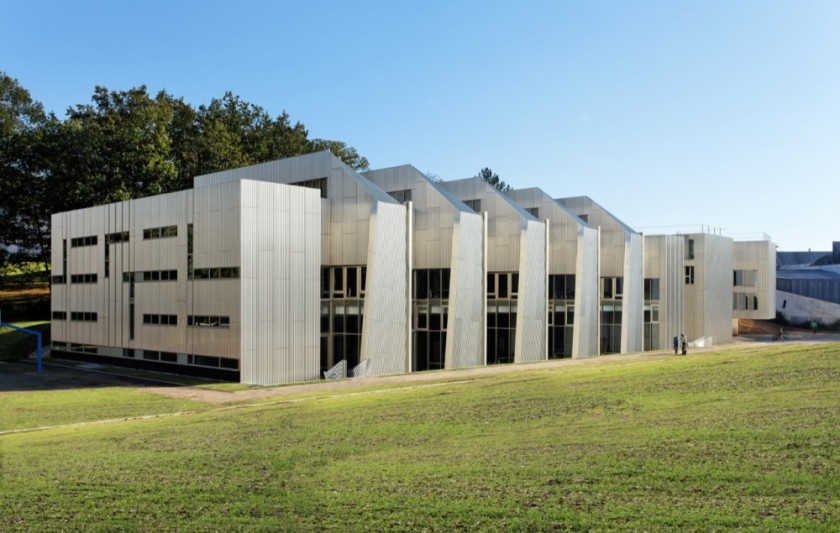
[1,343,838,531]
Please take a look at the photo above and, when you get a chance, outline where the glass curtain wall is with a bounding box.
[643,278,660,350]
[413,269,450,371]
[548,274,575,358]
[487,272,518,364]
[320,266,366,376]
[600,277,623,354]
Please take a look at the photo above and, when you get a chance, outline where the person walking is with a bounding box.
[680,333,687,355]
[673,335,679,354]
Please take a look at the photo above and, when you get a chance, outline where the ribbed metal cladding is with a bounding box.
[575,226,600,357]
[683,234,733,344]
[362,165,485,370]
[447,211,485,368]
[361,201,409,375]
[556,196,644,354]
[440,178,547,363]
[515,219,547,363]
[505,188,599,357]
[733,240,777,320]
[239,181,320,385]
[644,235,685,349]
[622,232,644,353]
[190,183,241,359]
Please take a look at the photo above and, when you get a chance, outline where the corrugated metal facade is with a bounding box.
[732,240,776,320]
[361,201,409,375]
[239,181,320,385]
[50,152,780,385]
[683,234,733,344]
[362,166,485,369]
[515,219,547,362]
[644,235,685,349]
[440,178,547,364]
[505,188,599,357]
[556,196,644,354]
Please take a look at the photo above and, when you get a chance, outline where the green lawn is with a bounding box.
[1,343,838,531]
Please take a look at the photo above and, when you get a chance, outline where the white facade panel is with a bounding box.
[361,201,409,375]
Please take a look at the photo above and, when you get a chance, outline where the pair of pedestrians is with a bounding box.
[672,334,687,355]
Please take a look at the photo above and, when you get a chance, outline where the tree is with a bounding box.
[476,167,511,192]
[62,86,178,206]
[0,72,52,272]
[309,139,369,170]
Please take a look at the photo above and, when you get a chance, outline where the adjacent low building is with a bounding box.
[50,152,778,384]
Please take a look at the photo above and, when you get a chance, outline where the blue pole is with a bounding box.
[0,322,43,374]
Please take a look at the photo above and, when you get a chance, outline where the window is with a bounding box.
[548,274,575,300]
[70,311,97,322]
[388,189,412,204]
[463,199,481,212]
[686,238,695,260]
[291,177,328,199]
[70,235,97,247]
[143,314,177,326]
[124,270,177,282]
[578,214,588,223]
[52,311,67,320]
[187,315,230,328]
[601,277,623,299]
[190,267,239,280]
[487,273,518,300]
[323,266,366,299]
[70,273,98,284]
[525,207,539,219]
[51,275,66,285]
[644,278,660,300]
[143,225,177,240]
[733,270,758,287]
[685,266,695,285]
[106,231,129,244]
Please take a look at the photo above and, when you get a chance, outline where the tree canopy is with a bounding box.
[0,73,369,272]
[476,167,511,192]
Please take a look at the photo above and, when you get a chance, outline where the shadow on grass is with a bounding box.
[0,359,183,392]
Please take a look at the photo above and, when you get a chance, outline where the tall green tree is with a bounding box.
[62,86,178,206]
[476,167,511,191]
[0,72,53,272]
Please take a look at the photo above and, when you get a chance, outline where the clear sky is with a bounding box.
[3,0,838,251]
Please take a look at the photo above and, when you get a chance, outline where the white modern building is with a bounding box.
[505,188,599,358]
[556,196,644,354]
[50,152,778,385]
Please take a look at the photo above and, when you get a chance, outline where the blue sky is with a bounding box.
[3,0,839,251]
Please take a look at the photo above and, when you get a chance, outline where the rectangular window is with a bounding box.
[733,269,758,287]
[687,238,695,260]
[143,314,177,326]
[187,315,231,328]
[463,199,481,212]
[644,278,660,300]
[106,231,129,244]
[70,235,98,247]
[70,312,98,322]
[142,225,177,240]
[291,177,328,199]
[388,189,412,204]
[51,275,66,285]
[685,266,695,285]
[70,273,98,284]
[52,311,67,320]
